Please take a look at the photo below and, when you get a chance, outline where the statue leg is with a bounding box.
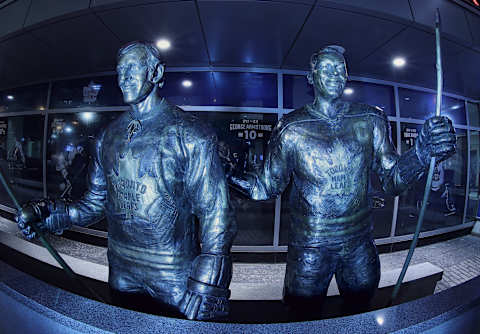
[283,244,335,316]
[335,237,380,313]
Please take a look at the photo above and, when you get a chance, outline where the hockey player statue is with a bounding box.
[16,41,236,321]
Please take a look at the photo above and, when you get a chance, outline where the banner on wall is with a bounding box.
[83,81,102,104]
[189,112,277,176]
[402,127,418,148]
[229,118,273,140]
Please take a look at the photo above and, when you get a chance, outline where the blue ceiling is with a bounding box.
[0,0,479,99]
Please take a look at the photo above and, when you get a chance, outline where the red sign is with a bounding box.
[461,0,480,8]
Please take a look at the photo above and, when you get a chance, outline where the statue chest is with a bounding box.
[293,120,373,194]
[102,129,178,221]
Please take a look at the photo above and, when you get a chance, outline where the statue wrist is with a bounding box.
[186,278,231,298]
[189,253,232,288]
[398,148,425,185]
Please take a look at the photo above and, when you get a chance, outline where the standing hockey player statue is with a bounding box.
[231,45,456,312]
[16,41,236,321]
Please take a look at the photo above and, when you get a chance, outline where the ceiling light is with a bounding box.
[65,126,73,133]
[182,80,193,88]
[451,105,461,110]
[156,39,171,50]
[6,95,14,100]
[344,88,354,95]
[80,112,95,122]
[376,316,385,326]
[392,57,406,68]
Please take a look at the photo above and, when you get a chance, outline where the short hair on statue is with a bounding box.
[117,41,166,87]
[310,45,346,71]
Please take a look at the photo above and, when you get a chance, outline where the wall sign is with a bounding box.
[229,118,273,140]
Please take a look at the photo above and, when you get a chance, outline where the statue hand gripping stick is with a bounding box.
[2,175,105,302]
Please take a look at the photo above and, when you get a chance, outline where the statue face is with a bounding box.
[310,53,347,100]
[117,48,154,105]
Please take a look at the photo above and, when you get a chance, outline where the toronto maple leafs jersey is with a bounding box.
[244,103,424,246]
[66,101,236,307]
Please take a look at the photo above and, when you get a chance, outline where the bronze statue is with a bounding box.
[16,41,236,320]
[231,46,456,311]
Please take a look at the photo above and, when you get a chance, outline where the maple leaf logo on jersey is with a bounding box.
[107,149,159,220]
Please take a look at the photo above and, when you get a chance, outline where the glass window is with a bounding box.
[164,71,277,108]
[187,111,278,246]
[283,76,395,116]
[467,102,480,127]
[282,74,313,110]
[342,81,396,116]
[279,122,397,245]
[50,76,125,109]
[0,84,49,112]
[0,115,44,208]
[398,88,467,125]
[46,111,123,231]
[395,124,467,236]
[466,130,480,222]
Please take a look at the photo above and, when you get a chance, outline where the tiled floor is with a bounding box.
[230,235,480,293]
[2,216,480,293]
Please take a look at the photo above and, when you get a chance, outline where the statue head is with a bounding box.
[116,41,165,105]
[307,45,347,101]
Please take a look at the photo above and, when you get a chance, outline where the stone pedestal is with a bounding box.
[471,221,480,236]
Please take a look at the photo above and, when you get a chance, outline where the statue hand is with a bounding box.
[179,281,229,320]
[180,254,232,320]
[16,199,52,240]
[416,116,456,166]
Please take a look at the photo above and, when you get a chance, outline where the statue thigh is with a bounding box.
[335,237,380,302]
[284,237,380,304]
[283,245,336,302]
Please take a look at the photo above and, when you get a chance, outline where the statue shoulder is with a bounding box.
[350,102,388,123]
[173,107,218,150]
[100,111,129,143]
[273,107,311,138]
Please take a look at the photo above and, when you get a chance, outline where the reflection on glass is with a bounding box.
[467,102,479,128]
[164,72,277,108]
[187,111,278,246]
[283,76,395,116]
[398,88,466,125]
[50,76,125,109]
[0,116,44,208]
[0,84,49,112]
[279,122,397,245]
[396,124,467,235]
[466,130,480,222]
[46,111,123,231]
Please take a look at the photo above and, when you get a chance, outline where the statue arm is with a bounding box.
[372,109,425,196]
[180,132,237,320]
[230,122,293,200]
